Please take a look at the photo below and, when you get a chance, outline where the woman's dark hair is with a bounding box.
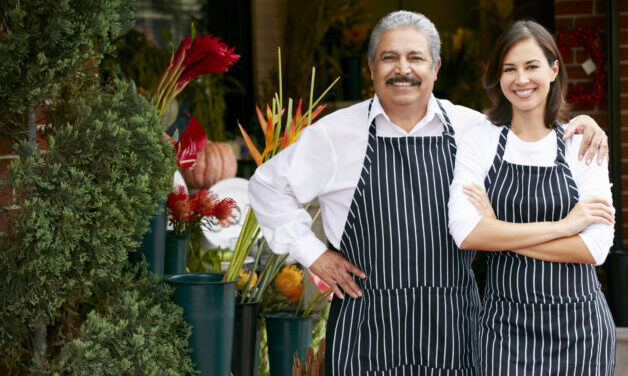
[483,20,570,128]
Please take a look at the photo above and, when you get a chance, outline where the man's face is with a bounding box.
[369,27,440,110]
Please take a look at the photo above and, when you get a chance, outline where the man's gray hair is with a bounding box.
[368,11,441,69]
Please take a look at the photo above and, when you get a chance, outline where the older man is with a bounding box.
[249,11,606,375]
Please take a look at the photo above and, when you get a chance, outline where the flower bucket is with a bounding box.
[231,302,261,376]
[263,311,313,376]
[166,273,237,376]
[138,208,167,275]
[165,231,189,275]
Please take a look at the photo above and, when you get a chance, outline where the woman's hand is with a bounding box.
[562,114,608,165]
[557,197,615,236]
[463,183,496,219]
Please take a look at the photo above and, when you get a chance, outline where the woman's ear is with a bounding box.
[550,59,559,82]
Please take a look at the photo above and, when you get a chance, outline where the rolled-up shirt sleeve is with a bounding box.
[448,122,496,248]
[248,124,336,268]
[567,136,614,265]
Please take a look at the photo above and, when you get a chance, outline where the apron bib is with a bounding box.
[325,100,480,375]
[479,125,616,375]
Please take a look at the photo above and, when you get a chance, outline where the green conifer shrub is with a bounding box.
[0,0,133,136]
[49,263,195,375]
[0,0,195,373]
[0,80,194,373]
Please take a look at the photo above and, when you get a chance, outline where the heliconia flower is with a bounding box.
[213,197,238,227]
[237,122,262,166]
[177,35,240,88]
[191,188,218,217]
[176,115,207,169]
[275,265,304,301]
[238,101,326,167]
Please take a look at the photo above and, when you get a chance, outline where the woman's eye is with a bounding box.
[527,65,539,70]
[503,67,514,72]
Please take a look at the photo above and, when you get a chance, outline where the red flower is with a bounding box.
[167,186,194,223]
[213,197,238,227]
[170,36,192,70]
[191,188,219,217]
[176,114,207,169]
[177,35,240,88]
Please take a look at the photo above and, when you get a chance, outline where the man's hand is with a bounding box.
[309,250,366,299]
[562,114,608,165]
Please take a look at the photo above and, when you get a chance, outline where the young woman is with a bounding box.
[448,20,616,374]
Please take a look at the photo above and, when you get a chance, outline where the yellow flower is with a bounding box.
[236,270,257,291]
[274,265,303,301]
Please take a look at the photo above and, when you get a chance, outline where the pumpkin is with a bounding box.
[179,141,237,189]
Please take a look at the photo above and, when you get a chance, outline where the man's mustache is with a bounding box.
[386,75,422,85]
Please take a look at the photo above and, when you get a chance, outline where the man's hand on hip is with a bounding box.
[309,250,366,299]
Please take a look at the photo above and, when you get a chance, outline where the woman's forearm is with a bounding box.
[460,217,569,251]
[513,235,595,264]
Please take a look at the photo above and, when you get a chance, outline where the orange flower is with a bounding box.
[238,100,327,167]
[275,265,303,301]
[236,270,258,291]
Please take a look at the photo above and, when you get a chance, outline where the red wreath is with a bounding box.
[556,27,606,106]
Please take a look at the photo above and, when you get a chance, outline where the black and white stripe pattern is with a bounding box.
[325,100,481,375]
[479,125,616,375]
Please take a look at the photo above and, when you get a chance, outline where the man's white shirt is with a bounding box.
[248,94,486,267]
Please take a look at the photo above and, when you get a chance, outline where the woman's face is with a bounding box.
[499,38,558,116]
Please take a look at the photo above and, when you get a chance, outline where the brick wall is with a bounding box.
[555,0,628,247]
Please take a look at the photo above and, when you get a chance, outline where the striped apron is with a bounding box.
[325,100,481,375]
[479,125,616,375]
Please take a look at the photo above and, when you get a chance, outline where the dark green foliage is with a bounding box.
[0,1,196,372]
[0,0,133,133]
[100,29,171,93]
[0,81,187,371]
[49,263,195,375]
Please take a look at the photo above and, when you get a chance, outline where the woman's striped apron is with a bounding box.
[325,100,481,375]
[479,125,616,375]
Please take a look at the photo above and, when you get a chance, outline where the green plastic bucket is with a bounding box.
[165,231,189,275]
[232,302,261,376]
[263,311,313,376]
[166,273,237,376]
[138,209,167,275]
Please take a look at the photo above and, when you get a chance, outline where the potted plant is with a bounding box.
[164,186,238,376]
[138,23,239,280]
[261,265,332,376]
[165,184,237,274]
[231,245,287,376]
